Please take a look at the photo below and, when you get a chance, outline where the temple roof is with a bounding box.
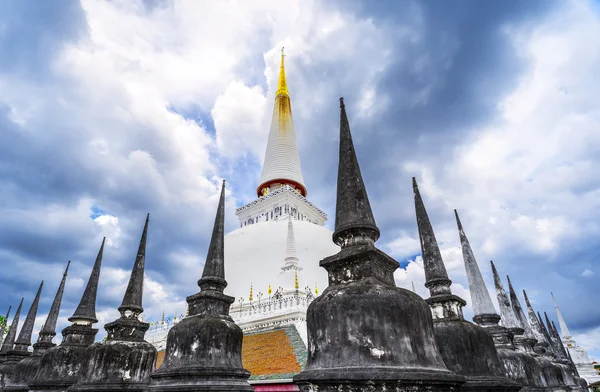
[154,325,307,381]
[242,326,307,381]
[258,48,306,197]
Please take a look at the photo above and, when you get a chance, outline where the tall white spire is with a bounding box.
[551,293,572,339]
[257,48,306,197]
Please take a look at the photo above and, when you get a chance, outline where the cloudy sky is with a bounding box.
[1,0,599,358]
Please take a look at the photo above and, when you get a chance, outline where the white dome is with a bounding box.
[224,219,339,301]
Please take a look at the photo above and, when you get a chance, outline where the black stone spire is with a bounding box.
[36,261,70,350]
[506,276,537,352]
[70,238,105,323]
[490,261,521,331]
[73,214,156,392]
[150,180,253,392]
[332,97,380,248]
[415,205,520,391]
[538,311,554,348]
[30,238,104,391]
[10,262,71,391]
[0,307,11,346]
[13,281,44,352]
[413,178,452,297]
[0,298,23,354]
[1,282,44,389]
[523,289,554,356]
[454,223,560,389]
[199,181,227,292]
[294,98,463,392]
[118,214,149,315]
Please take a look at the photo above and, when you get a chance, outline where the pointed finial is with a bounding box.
[315,283,319,295]
[198,180,227,293]
[268,283,272,296]
[0,298,23,353]
[161,311,164,325]
[506,276,533,337]
[185,306,189,317]
[39,261,70,341]
[490,261,520,328]
[119,213,150,316]
[332,97,380,247]
[70,237,105,323]
[14,281,44,351]
[454,210,498,316]
[551,292,572,339]
[249,283,253,301]
[295,271,299,290]
[276,47,289,97]
[0,306,11,342]
[413,177,452,296]
[411,281,416,293]
[522,289,548,343]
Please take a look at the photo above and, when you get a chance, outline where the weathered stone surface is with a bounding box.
[294,99,463,392]
[0,298,23,364]
[29,238,104,391]
[72,338,157,391]
[28,323,98,391]
[73,215,157,392]
[413,199,519,391]
[0,281,44,390]
[150,181,253,392]
[7,261,71,392]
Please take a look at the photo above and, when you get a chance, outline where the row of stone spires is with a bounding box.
[0,213,156,391]
[0,97,589,391]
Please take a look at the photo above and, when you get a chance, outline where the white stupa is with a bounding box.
[225,47,339,332]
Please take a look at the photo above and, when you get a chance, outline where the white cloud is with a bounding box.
[212,81,267,159]
[581,269,594,277]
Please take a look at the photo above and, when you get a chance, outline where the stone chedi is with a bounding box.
[9,262,70,392]
[73,214,157,391]
[0,306,11,349]
[0,282,43,389]
[149,181,253,391]
[414,198,518,391]
[453,213,550,390]
[506,276,575,390]
[0,304,16,364]
[491,263,571,391]
[293,98,464,391]
[29,238,105,391]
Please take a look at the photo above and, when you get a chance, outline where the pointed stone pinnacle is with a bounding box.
[544,312,554,336]
[70,237,105,324]
[14,281,44,351]
[199,180,227,292]
[413,177,451,296]
[523,289,547,343]
[1,298,23,353]
[411,281,416,293]
[506,276,533,337]
[538,311,548,334]
[454,209,497,317]
[490,261,520,329]
[551,292,572,339]
[39,261,70,338]
[0,306,11,343]
[332,97,380,248]
[119,213,150,315]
